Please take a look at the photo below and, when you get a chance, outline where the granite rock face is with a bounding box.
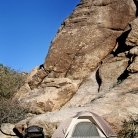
[14,78,77,114]
[15,73,138,137]
[98,55,129,91]
[12,0,138,137]
[126,18,138,47]
[43,0,136,83]
[62,70,99,109]
[23,0,137,88]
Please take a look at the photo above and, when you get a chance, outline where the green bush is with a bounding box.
[0,63,27,98]
[117,117,138,138]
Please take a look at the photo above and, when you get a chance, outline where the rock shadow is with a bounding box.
[96,69,102,92]
[133,0,138,16]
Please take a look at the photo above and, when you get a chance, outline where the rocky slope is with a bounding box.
[3,0,138,137]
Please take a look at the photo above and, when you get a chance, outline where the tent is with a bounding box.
[52,111,116,138]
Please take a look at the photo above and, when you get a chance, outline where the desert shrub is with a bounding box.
[0,63,29,125]
[117,117,138,138]
[0,63,27,98]
[0,97,29,124]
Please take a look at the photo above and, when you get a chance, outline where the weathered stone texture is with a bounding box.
[27,66,48,89]
[129,46,138,55]
[62,69,99,109]
[44,0,136,83]
[15,73,138,136]
[0,123,17,138]
[126,18,138,46]
[98,55,129,91]
[11,1,138,137]
[127,56,138,72]
[14,78,78,114]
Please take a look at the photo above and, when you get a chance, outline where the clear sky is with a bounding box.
[0,0,80,72]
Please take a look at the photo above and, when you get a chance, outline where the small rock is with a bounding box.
[1,123,16,136]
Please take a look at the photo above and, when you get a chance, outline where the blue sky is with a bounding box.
[0,0,80,72]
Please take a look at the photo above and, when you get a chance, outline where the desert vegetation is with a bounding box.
[0,63,29,124]
[0,63,27,98]
[117,117,138,138]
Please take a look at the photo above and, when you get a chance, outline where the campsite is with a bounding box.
[52,111,116,138]
[0,0,138,137]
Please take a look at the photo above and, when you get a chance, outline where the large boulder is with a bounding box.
[15,72,138,136]
[43,0,136,84]
[14,78,78,114]
[13,1,138,136]
[13,0,136,114]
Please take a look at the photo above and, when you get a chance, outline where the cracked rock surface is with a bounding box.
[12,0,138,137]
[43,0,135,83]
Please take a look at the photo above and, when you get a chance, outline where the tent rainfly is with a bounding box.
[52,111,116,138]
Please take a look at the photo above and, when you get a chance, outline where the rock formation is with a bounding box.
[9,0,138,137]
[0,123,18,138]
[29,0,136,86]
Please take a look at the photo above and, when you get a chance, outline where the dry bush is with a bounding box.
[117,117,138,138]
[0,97,29,125]
[0,63,29,125]
[0,63,27,98]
